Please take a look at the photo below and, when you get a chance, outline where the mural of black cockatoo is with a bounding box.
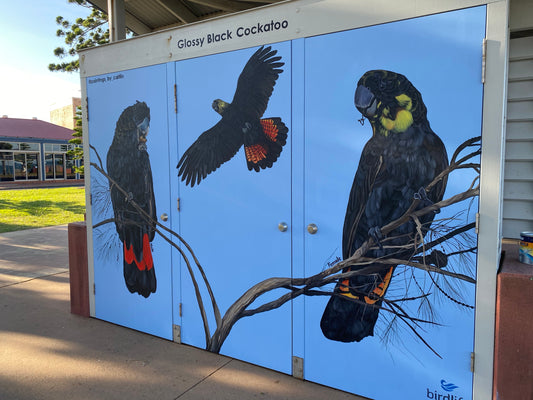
[107,101,157,298]
[320,70,449,342]
[177,45,288,187]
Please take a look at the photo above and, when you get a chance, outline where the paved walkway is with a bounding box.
[0,179,84,190]
[0,225,366,400]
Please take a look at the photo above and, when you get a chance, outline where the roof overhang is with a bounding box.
[87,0,288,37]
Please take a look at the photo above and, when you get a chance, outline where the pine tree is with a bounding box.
[67,107,84,174]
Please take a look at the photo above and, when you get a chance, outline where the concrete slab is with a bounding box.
[0,274,230,400]
[0,225,69,288]
[179,358,361,400]
[0,226,367,400]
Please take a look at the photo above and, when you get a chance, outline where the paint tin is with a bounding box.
[519,232,533,265]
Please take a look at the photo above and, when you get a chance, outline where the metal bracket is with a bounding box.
[85,97,89,121]
[173,324,181,344]
[475,212,480,234]
[292,356,304,379]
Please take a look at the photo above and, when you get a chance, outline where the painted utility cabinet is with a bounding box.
[82,1,509,399]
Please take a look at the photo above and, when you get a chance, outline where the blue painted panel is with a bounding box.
[303,7,485,400]
[87,64,174,340]
[291,38,306,361]
[175,42,293,373]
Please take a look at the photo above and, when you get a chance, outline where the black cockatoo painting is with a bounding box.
[107,101,157,298]
[320,70,449,342]
[177,45,288,187]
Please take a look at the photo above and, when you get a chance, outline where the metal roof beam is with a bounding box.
[186,0,254,12]
[233,0,278,3]
[154,0,199,24]
[86,0,152,35]
[125,11,152,34]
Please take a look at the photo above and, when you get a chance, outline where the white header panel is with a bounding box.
[80,0,500,77]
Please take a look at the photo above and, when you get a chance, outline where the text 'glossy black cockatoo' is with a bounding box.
[320,70,449,342]
[177,45,288,186]
[107,101,157,298]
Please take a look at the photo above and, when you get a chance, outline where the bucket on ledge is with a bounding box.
[519,231,533,265]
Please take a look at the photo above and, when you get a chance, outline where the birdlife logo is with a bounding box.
[425,379,464,400]
[441,380,459,392]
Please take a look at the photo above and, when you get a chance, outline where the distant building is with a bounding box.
[0,116,83,182]
[50,97,81,130]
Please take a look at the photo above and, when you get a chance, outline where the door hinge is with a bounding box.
[179,302,183,317]
[475,212,480,234]
[90,193,93,205]
[481,38,487,84]
[174,84,178,114]
[177,197,181,212]
[93,283,96,295]
[470,352,475,373]
[86,97,89,121]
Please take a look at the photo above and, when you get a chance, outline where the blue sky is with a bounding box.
[0,0,92,121]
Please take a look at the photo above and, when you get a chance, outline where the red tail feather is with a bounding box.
[123,233,153,271]
[245,144,268,164]
[260,119,280,142]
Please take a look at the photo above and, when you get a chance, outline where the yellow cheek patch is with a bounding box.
[380,115,395,132]
[395,94,412,110]
[392,109,413,132]
[379,108,413,134]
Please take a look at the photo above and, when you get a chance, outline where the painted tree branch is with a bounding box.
[206,141,481,353]
[90,136,480,356]
[89,158,221,343]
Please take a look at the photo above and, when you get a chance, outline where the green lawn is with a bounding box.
[0,187,86,233]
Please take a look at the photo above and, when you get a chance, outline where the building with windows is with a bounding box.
[0,116,83,182]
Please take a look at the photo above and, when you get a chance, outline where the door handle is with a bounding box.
[160,213,169,222]
[278,222,288,232]
[307,223,318,235]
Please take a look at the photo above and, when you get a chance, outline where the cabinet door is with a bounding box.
[88,64,174,340]
[174,43,293,373]
[302,7,485,400]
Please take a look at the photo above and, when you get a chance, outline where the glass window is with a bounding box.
[55,154,65,179]
[19,142,40,151]
[14,153,26,180]
[0,141,18,150]
[0,152,14,181]
[26,153,39,180]
[45,153,54,179]
[79,156,84,179]
[66,154,76,179]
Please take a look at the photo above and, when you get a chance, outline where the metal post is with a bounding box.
[107,0,126,42]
